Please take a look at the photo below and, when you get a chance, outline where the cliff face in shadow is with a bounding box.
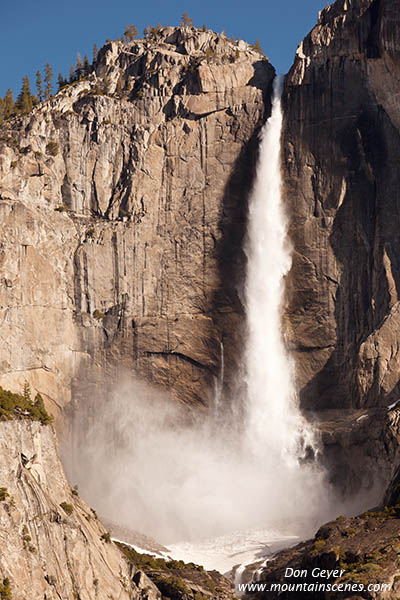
[0,27,274,412]
[283,0,400,411]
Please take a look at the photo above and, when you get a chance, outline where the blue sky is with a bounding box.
[1,0,328,98]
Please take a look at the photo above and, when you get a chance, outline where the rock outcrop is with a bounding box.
[118,542,238,600]
[283,0,400,411]
[243,509,400,599]
[0,419,159,599]
[0,26,274,412]
[317,402,400,501]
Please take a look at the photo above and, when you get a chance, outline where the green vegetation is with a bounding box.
[204,47,217,63]
[119,545,189,572]
[3,90,14,120]
[181,12,193,26]
[60,502,74,515]
[55,205,67,212]
[0,21,238,126]
[117,543,215,599]
[75,54,83,80]
[310,539,326,556]
[0,578,12,600]
[151,574,190,599]
[0,385,52,424]
[36,70,43,102]
[251,39,263,55]
[0,488,9,502]
[341,560,384,585]
[22,524,36,552]
[45,141,59,156]
[57,73,65,91]
[93,309,105,320]
[120,544,205,574]
[44,63,53,99]
[124,24,139,42]
[83,55,90,77]
[71,486,79,496]
[15,76,35,114]
[100,531,111,543]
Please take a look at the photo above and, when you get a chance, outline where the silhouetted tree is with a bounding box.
[69,64,74,83]
[57,72,65,90]
[124,24,138,42]
[44,62,53,98]
[83,54,90,76]
[3,89,15,119]
[36,70,43,101]
[148,25,157,38]
[93,43,98,62]
[253,39,263,54]
[181,12,193,26]
[16,75,33,113]
[75,53,83,79]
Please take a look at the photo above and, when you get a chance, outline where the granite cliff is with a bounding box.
[0,418,160,600]
[283,0,400,412]
[241,1,400,594]
[0,26,273,414]
[4,4,400,441]
[2,3,400,596]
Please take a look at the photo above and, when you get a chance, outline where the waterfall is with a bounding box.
[63,75,332,557]
[244,75,314,463]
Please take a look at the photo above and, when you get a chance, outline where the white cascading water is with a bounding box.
[243,74,315,463]
[63,74,335,576]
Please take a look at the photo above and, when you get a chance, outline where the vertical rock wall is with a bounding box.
[0,28,274,411]
[283,0,400,409]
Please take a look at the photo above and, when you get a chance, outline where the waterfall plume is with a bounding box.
[244,75,315,463]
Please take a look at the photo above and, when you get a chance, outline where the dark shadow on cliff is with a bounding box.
[299,98,400,411]
[282,0,400,413]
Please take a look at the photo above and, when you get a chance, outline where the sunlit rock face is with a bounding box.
[0,420,160,599]
[283,0,400,410]
[0,27,274,411]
